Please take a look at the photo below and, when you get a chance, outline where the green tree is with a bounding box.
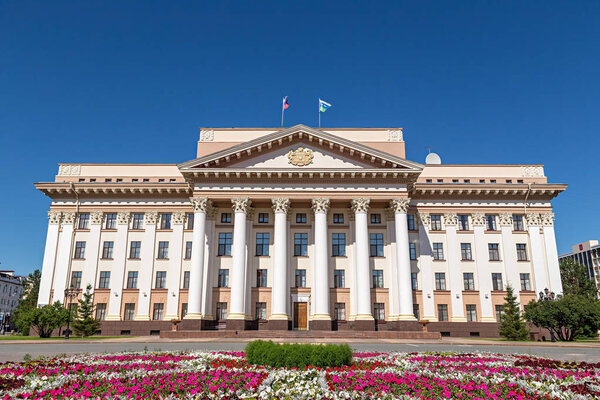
[13,269,42,335]
[560,259,597,298]
[498,284,529,341]
[72,285,100,337]
[21,302,69,338]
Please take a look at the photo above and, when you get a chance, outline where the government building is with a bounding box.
[36,125,566,336]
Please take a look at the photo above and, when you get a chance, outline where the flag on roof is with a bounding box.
[318,98,331,112]
[282,96,290,110]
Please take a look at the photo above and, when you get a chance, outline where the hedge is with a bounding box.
[245,340,353,368]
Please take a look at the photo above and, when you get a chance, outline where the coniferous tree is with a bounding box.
[13,269,42,335]
[72,285,100,337]
[498,284,529,341]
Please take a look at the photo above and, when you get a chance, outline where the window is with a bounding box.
[186,213,194,230]
[181,303,188,319]
[74,241,86,259]
[185,241,192,259]
[218,233,233,256]
[102,241,114,259]
[132,179,138,183]
[158,178,164,182]
[255,302,267,320]
[452,179,459,183]
[218,269,229,287]
[258,213,269,223]
[463,273,475,290]
[334,270,345,288]
[433,243,444,260]
[492,273,503,291]
[370,213,381,224]
[332,233,346,256]
[158,241,169,259]
[116,178,122,182]
[488,243,500,261]
[95,303,107,320]
[516,243,528,261]
[129,241,141,259]
[256,269,267,287]
[369,233,384,257]
[426,179,432,183]
[70,271,82,289]
[256,232,270,256]
[517,179,524,184]
[216,302,228,320]
[294,233,308,256]
[333,213,344,224]
[124,303,135,320]
[485,215,497,231]
[296,213,307,223]
[295,269,306,287]
[78,213,89,229]
[513,215,524,231]
[374,303,385,320]
[435,272,446,290]
[407,215,416,230]
[437,304,449,321]
[131,213,144,229]
[460,243,472,261]
[409,243,417,260]
[495,304,504,322]
[520,273,531,291]
[334,303,346,320]
[105,213,117,229]
[411,272,418,290]
[431,214,442,230]
[98,271,110,289]
[183,271,190,289]
[413,304,420,320]
[466,304,477,322]
[152,303,164,320]
[372,270,384,288]
[126,271,138,289]
[464,179,470,183]
[155,271,167,289]
[160,213,171,230]
[490,179,496,183]
[458,215,469,231]
[221,213,232,223]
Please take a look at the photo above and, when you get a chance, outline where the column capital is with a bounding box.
[144,211,158,225]
[311,198,330,214]
[231,198,251,213]
[417,212,430,227]
[190,197,212,213]
[272,198,291,214]
[61,212,76,225]
[540,212,554,226]
[471,213,486,226]
[526,213,541,227]
[48,211,62,224]
[389,198,410,214]
[499,213,513,227]
[117,211,131,225]
[443,213,458,226]
[90,211,104,225]
[172,211,186,225]
[351,198,370,214]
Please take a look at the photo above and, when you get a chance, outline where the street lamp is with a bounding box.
[64,285,80,340]
[538,288,556,342]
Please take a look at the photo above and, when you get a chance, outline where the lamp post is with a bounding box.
[64,285,80,340]
[538,288,556,342]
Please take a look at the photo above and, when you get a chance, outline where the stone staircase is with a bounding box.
[161,329,441,340]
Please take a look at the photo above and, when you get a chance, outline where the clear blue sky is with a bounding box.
[1,1,599,276]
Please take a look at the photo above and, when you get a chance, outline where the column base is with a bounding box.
[104,315,121,321]
[164,314,179,320]
[451,316,468,322]
[480,316,498,323]
[310,319,332,331]
[266,319,290,330]
[269,313,289,320]
[352,319,375,331]
[423,316,438,322]
[134,315,151,321]
[184,312,204,320]
[397,314,418,321]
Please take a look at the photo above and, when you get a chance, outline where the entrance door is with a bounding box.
[293,302,308,330]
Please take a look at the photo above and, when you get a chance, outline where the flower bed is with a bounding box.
[0,350,598,399]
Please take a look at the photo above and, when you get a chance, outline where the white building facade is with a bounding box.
[36,125,565,336]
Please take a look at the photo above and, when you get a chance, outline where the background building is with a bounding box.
[559,240,600,294]
[0,270,24,328]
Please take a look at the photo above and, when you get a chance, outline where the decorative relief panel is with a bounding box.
[58,165,81,176]
[521,166,544,177]
[351,198,370,214]
[471,213,486,226]
[190,198,211,213]
[417,212,430,227]
[172,211,186,225]
[287,147,314,166]
[144,211,158,225]
[387,129,404,142]
[90,212,104,225]
[199,129,214,142]
[389,199,410,214]
[540,213,555,226]
[311,198,331,214]
[525,213,541,227]
[117,211,131,225]
[272,198,291,214]
[443,213,458,226]
[231,198,252,213]
[499,213,513,226]
[48,211,62,224]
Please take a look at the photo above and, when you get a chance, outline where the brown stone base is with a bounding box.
[179,319,216,331]
[426,322,500,338]
[351,319,376,331]
[226,319,252,331]
[161,329,441,339]
[265,319,290,330]
[380,321,422,331]
[99,321,171,336]
[309,320,332,331]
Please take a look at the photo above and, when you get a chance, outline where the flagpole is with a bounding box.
[281,106,284,128]
[318,99,321,128]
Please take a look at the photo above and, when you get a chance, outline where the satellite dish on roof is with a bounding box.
[425,152,441,164]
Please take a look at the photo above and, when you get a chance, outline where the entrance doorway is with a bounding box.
[293,302,308,330]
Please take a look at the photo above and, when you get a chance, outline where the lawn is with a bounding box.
[0,350,598,399]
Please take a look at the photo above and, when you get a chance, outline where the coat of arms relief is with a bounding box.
[287,147,314,166]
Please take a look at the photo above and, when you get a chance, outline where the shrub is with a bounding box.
[245,340,352,368]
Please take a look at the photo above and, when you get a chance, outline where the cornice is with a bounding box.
[35,182,192,199]
[412,183,566,199]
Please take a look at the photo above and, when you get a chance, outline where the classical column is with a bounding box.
[351,198,375,329]
[444,213,466,322]
[390,199,417,321]
[38,211,62,306]
[541,213,563,294]
[227,198,251,329]
[186,198,210,319]
[417,213,437,321]
[311,198,331,329]
[270,198,291,328]
[165,211,186,319]
[106,211,131,320]
[527,213,549,293]
[81,212,103,292]
[53,212,76,305]
[136,211,157,321]
[386,208,399,321]
[499,213,522,309]
[348,215,357,321]
[472,213,494,321]
[200,210,216,319]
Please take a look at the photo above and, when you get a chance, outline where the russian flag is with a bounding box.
[282,96,290,110]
